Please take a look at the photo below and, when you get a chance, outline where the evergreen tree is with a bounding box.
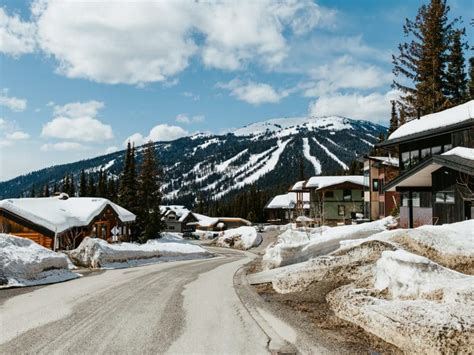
[468,57,474,100]
[136,142,163,242]
[98,169,107,197]
[69,174,75,196]
[118,142,138,215]
[62,175,70,194]
[43,184,50,197]
[30,184,36,197]
[388,100,399,135]
[399,106,407,126]
[298,155,305,181]
[392,0,459,117]
[88,174,97,197]
[107,178,117,202]
[79,169,87,197]
[445,29,468,105]
[52,182,58,194]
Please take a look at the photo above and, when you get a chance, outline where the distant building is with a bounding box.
[363,156,400,220]
[377,100,474,227]
[160,205,198,233]
[264,191,310,224]
[192,214,252,231]
[0,194,135,249]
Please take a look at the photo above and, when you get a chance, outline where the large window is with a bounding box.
[435,191,455,204]
[343,189,352,201]
[372,179,379,191]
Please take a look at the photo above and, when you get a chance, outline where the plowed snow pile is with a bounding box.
[262,217,396,269]
[216,226,262,250]
[0,234,79,288]
[69,237,212,268]
[250,220,474,353]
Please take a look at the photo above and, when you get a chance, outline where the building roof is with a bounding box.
[305,175,366,190]
[265,192,310,210]
[367,156,399,167]
[290,180,307,192]
[382,100,474,145]
[0,195,136,234]
[384,147,474,192]
[160,205,194,222]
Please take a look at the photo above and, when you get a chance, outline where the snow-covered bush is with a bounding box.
[216,226,262,250]
[69,237,212,268]
[0,234,78,288]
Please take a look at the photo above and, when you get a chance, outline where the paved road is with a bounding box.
[0,248,271,354]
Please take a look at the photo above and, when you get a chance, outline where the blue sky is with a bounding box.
[0,0,472,181]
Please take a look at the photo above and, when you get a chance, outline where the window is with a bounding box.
[421,147,431,160]
[372,179,379,191]
[435,191,455,204]
[443,143,453,152]
[402,151,410,169]
[343,189,352,201]
[401,192,409,207]
[338,205,345,216]
[412,192,420,207]
[431,146,442,155]
[410,150,420,166]
[325,191,334,198]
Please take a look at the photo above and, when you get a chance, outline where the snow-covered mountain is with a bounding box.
[0,116,386,205]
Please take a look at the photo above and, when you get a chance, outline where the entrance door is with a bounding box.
[465,201,473,220]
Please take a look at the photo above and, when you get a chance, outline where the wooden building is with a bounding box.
[160,205,199,233]
[377,100,474,228]
[363,156,400,220]
[264,190,310,224]
[0,194,136,250]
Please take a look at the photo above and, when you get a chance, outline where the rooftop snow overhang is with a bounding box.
[376,119,474,149]
[384,155,474,192]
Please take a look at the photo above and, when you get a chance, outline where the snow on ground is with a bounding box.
[216,226,262,250]
[69,237,212,269]
[262,217,396,269]
[302,137,321,175]
[327,250,474,354]
[0,234,79,288]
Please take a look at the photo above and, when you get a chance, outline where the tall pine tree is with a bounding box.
[118,142,138,215]
[445,29,468,105]
[136,142,163,242]
[79,169,87,197]
[388,100,399,135]
[392,0,459,118]
[468,57,474,100]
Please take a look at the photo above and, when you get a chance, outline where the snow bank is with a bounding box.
[0,234,79,288]
[69,237,212,268]
[216,226,262,250]
[262,217,396,269]
[327,250,474,354]
[340,220,474,273]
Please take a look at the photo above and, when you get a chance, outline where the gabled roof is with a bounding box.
[160,205,193,222]
[305,175,366,190]
[367,156,399,167]
[379,100,474,147]
[384,147,474,192]
[290,180,307,192]
[265,192,310,210]
[0,196,136,234]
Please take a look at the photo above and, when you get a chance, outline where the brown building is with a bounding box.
[363,156,400,220]
[0,194,136,250]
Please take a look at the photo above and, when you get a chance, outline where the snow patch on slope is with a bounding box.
[302,138,321,175]
[313,138,348,170]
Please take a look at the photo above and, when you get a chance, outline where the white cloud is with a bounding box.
[40,142,86,152]
[42,100,113,142]
[308,90,400,123]
[218,79,291,105]
[0,88,27,112]
[6,131,29,140]
[9,0,334,84]
[0,8,36,56]
[175,114,204,124]
[302,56,392,97]
[125,124,188,146]
[104,146,119,154]
[182,91,200,101]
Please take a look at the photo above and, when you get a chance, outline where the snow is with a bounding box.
[0,196,135,234]
[233,116,353,137]
[0,234,79,288]
[290,180,306,191]
[442,146,474,161]
[305,175,365,189]
[215,149,248,172]
[262,217,396,269]
[69,237,212,268]
[302,137,321,175]
[388,100,474,141]
[193,213,219,228]
[160,205,193,222]
[367,155,399,167]
[313,138,348,170]
[265,192,310,210]
[216,226,262,250]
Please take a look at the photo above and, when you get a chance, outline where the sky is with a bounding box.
[0,0,472,181]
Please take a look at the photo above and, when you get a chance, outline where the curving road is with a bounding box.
[0,248,271,354]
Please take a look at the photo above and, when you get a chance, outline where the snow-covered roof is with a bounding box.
[290,180,307,191]
[192,213,219,227]
[442,147,474,161]
[265,192,310,209]
[160,205,192,222]
[305,175,366,190]
[368,156,399,167]
[0,196,136,234]
[388,100,474,141]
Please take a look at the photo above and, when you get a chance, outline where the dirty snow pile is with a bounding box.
[216,226,262,250]
[69,237,212,268]
[262,217,396,269]
[250,220,474,353]
[0,234,79,288]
